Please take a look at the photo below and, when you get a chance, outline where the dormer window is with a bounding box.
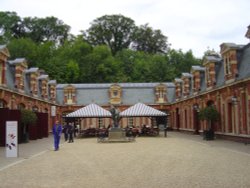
[64,85,76,105]
[220,43,241,83]
[205,66,210,84]
[9,58,27,92]
[0,45,10,86]
[109,84,122,105]
[174,78,183,100]
[48,80,57,102]
[203,54,221,90]
[224,54,231,75]
[181,73,192,97]
[191,66,205,94]
[155,84,167,103]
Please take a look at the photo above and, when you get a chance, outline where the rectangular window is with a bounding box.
[67,90,72,99]
[66,90,73,104]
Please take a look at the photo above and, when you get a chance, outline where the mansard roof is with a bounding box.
[25,67,39,73]
[191,66,205,72]
[237,43,250,80]
[56,82,176,106]
[57,82,175,89]
[38,74,49,80]
[9,58,27,65]
[204,55,222,63]
[181,73,192,78]
[48,80,57,85]
[174,78,183,83]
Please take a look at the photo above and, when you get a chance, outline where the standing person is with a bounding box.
[52,120,62,151]
[68,123,74,143]
[62,123,69,142]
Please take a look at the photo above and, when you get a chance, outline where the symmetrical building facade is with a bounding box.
[0,25,250,142]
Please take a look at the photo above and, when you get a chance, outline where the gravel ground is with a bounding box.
[0,132,250,188]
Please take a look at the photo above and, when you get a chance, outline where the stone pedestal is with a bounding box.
[108,128,126,141]
[98,127,135,143]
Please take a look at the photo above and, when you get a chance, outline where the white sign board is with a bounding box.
[51,106,56,117]
[6,121,18,158]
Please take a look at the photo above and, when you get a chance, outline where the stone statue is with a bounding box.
[110,106,121,128]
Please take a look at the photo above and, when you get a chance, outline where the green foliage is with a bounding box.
[132,24,169,54]
[7,38,38,66]
[1,11,202,84]
[0,11,22,43]
[22,16,70,44]
[85,14,136,56]
[65,60,80,83]
[168,49,201,77]
[21,109,37,126]
[199,106,220,123]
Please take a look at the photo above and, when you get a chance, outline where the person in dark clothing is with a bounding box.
[68,123,74,143]
[62,123,69,141]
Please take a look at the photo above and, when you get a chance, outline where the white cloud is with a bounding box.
[1,0,250,57]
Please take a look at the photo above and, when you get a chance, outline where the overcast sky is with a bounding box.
[1,0,250,58]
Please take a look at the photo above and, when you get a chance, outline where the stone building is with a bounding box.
[0,25,250,143]
[170,26,250,142]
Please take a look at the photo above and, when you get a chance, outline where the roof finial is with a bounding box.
[245,25,250,40]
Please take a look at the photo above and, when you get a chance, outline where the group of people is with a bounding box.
[62,122,75,143]
[52,121,78,151]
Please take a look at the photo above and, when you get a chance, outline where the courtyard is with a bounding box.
[0,132,250,188]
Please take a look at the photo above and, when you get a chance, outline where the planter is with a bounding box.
[203,129,214,140]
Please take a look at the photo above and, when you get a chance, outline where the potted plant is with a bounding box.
[21,109,37,142]
[198,105,220,140]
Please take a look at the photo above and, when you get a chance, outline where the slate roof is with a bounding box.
[56,82,176,106]
[25,67,39,73]
[9,58,26,65]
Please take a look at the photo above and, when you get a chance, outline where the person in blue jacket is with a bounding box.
[52,120,62,151]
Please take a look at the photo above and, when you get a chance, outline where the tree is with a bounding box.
[81,45,123,83]
[148,54,175,81]
[0,11,23,43]
[21,109,37,142]
[22,16,71,44]
[65,60,80,83]
[168,49,201,76]
[199,105,220,140]
[199,106,220,129]
[43,38,92,83]
[132,24,169,54]
[7,38,38,66]
[85,14,136,56]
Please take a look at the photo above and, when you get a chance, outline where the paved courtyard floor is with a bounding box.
[0,132,250,188]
